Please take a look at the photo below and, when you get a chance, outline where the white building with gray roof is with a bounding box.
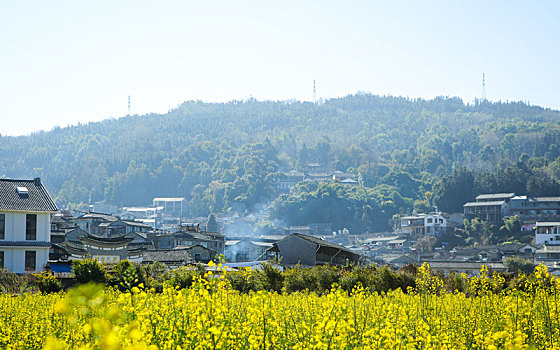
[0,178,58,273]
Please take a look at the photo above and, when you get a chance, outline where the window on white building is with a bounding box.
[25,251,36,271]
[26,214,37,240]
[0,214,4,240]
[0,251,3,268]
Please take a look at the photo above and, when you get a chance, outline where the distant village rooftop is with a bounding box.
[464,201,506,207]
[535,222,560,227]
[152,197,185,202]
[475,193,515,201]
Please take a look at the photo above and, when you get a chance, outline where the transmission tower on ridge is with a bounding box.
[127,96,131,116]
[313,80,317,104]
[481,73,486,101]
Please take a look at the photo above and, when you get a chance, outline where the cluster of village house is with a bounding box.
[276,167,359,190]
[2,177,560,277]
[365,193,560,275]
[0,177,363,275]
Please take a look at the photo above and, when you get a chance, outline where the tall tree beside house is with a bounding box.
[414,236,437,252]
[206,213,218,233]
[504,257,535,275]
[432,167,475,213]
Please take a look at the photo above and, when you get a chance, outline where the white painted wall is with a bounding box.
[0,211,51,273]
[535,233,560,245]
[1,212,50,241]
[36,214,49,241]
[0,248,49,273]
[423,214,447,235]
[535,224,560,245]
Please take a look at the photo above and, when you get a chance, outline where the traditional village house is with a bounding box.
[425,261,507,276]
[534,222,560,245]
[72,212,119,236]
[276,170,305,191]
[507,196,560,229]
[400,212,447,236]
[535,245,560,263]
[142,247,194,268]
[0,178,58,273]
[463,193,515,224]
[61,232,145,263]
[287,223,332,236]
[331,170,355,182]
[152,197,185,216]
[152,223,225,259]
[268,233,362,267]
[225,238,275,262]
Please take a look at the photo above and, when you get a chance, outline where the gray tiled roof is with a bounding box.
[77,213,119,221]
[464,201,505,207]
[142,248,194,264]
[535,222,560,227]
[536,245,560,253]
[425,261,507,270]
[475,193,515,200]
[122,220,152,228]
[529,197,560,202]
[0,241,51,247]
[80,234,134,245]
[291,233,359,256]
[0,178,58,212]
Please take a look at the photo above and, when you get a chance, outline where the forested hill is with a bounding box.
[2,94,560,232]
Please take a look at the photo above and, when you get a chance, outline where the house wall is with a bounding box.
[464,204,504,224]
[226,241,268,262]
[125,224,149,233]
[153,199,184,215]
[535,224,560,245]
[276,235,317,266]
[0,211,51,273]
[154,236,174,249]
[423,215,447,235]
[74,219,93,233]
[2,212,50,241]
[535,233,560,245]
[0,247,50,273]
[188,246,216,262]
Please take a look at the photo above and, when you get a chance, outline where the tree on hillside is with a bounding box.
[432,167,475,213]
[206,213,218,233]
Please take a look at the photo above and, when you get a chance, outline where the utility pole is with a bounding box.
[127,95,131,116]
[313,80,317,105]
[481,73,486,101]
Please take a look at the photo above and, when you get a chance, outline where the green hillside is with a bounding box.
[2,94,560,233]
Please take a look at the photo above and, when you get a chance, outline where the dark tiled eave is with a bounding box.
[0,241,51,247]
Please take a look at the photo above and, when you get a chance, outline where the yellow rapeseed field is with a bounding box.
[0,263,559,349]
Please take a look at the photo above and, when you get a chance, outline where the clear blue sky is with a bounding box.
[1,1,559,136]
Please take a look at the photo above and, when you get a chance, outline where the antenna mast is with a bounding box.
[313,80,317,104]
[127,96,131,116]
[481,73,486,101]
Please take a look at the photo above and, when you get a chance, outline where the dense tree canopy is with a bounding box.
[2,95,560,232]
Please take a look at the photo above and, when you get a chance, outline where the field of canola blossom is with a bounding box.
[0,263,559,350]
